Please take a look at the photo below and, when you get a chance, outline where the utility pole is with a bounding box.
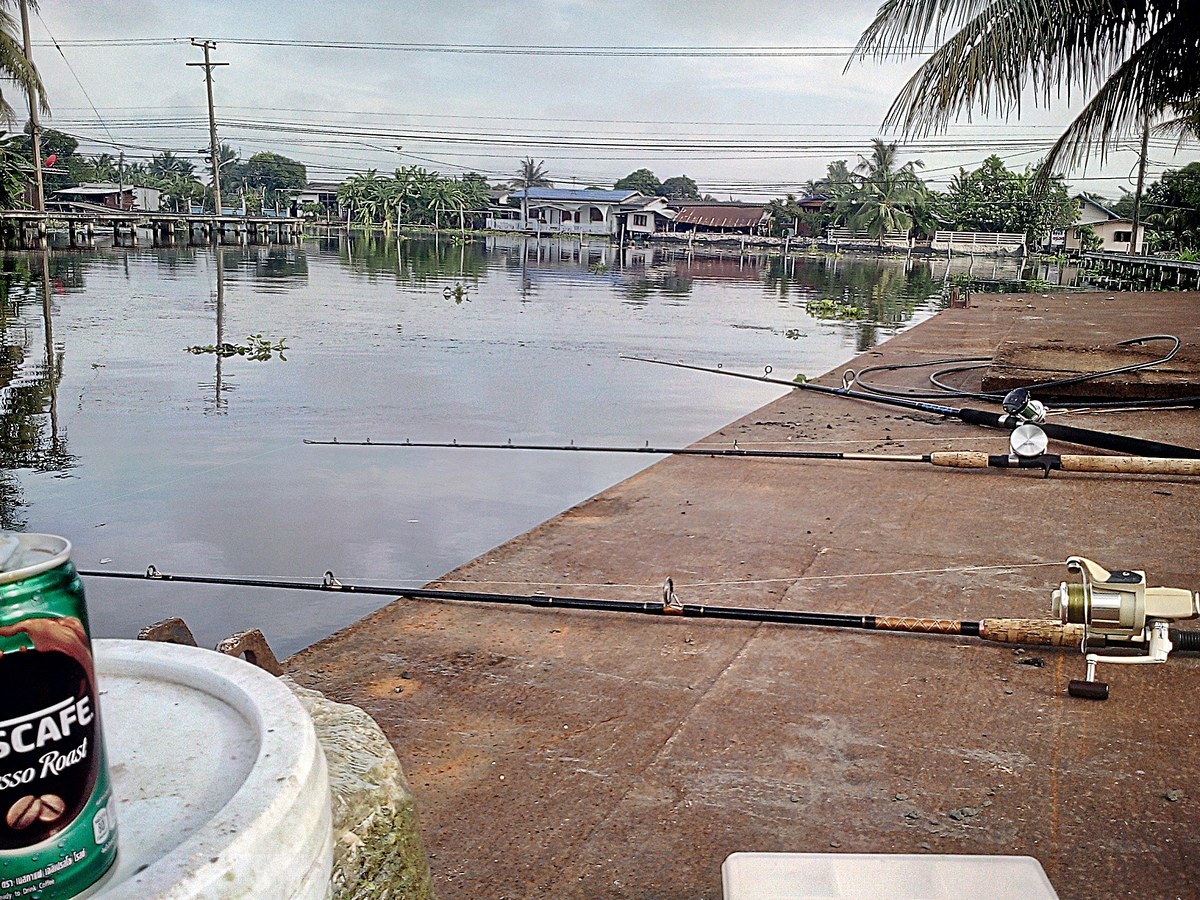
[187,39,228,217]
[19,0,44,212]
[1130,113,1150,257]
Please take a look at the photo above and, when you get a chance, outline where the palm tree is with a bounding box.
[0,129,27,206]
[855,140,901,183]
[510,157,551,229]
[838,139,927,248]
[88,152,117,182]
[850,1,1199,174]
[849,176,922,250]
[0,3,47,124]
[149,151,195,179]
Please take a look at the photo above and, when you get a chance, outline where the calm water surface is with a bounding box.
[3,235,959,654]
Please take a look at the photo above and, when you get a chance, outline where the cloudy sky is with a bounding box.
[27,1,1200,200]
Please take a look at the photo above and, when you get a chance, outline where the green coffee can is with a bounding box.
[0,533,118,899]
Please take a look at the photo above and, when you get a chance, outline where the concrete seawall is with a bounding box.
[290,290,1200,899]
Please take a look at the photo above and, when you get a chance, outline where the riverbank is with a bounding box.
[288,289,1200,899]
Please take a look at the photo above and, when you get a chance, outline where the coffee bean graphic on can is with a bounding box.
[5,796,41,830]
[37,794,66,823]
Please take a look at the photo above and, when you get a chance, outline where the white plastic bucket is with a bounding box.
[91,639,332,899]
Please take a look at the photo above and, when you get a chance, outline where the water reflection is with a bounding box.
[0,253,73,529]
[0,237,1065,653]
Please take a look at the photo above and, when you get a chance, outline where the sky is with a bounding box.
[24,0,1200,201]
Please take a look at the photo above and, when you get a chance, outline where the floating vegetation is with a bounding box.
[588,262,609,275]
[185,334,288,361]
[784,328,807,340]
[442,283,471,303]
[805,298,867,320]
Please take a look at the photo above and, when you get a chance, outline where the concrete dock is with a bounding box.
[289,290,1200,899]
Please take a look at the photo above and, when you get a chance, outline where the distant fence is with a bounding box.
[825,228,911,249]
[932,231,1026,255]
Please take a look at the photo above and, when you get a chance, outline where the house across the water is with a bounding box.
[667,202,771,235]
[488,188,675,237]
[1064,194,1144,254]
[53,183,161,212]
[297,181,343,218]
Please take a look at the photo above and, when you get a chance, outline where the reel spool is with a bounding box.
[1002,388,1047,425]
[1052,557,1198,699]
[1009,423,1049,459]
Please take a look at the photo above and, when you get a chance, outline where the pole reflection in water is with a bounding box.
[207,248,227,414]
[40,250,60,451]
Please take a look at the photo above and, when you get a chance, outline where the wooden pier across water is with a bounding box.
[0,205,305,248]
[1080,250,1200,290]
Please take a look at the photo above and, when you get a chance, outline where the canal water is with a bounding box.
[3,235,978,655]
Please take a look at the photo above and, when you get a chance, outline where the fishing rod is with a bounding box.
[620,355,1200,460]
[302,437,1200,479]
[80,564,1079,646]
[80,558,1200,699]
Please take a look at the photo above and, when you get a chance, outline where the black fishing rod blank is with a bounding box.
[79,565,1083,648]
[81,559,1200,699]
[620,355,1200,459]
[302,438,1200,479]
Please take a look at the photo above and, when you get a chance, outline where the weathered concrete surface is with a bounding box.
[286,679,434,899]
[983,338,1200,399]
[289,290,1200,900]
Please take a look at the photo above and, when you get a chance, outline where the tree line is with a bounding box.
[0,125,307,213]
[764,140,1077,249]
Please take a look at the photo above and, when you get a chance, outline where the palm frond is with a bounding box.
[850,0,1196,171]
[1036,12,1199,173]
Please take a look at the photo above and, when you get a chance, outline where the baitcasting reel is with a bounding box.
[1053,556,1199,699]
[1002,388,1047,426]
[1002,389,1050,461]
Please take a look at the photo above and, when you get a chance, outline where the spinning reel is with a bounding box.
[1052,557,1199,699]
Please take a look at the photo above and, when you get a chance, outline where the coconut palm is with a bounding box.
[830,139,928,248]
[850,0,1199,173]
[87,152,118,182]
[511,157,551,191]
[511,157,552,228]
[149,151,195,179]
[0,2,47,124]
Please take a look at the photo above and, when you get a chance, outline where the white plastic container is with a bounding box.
[722,852,1058,899]
[91,639,332,899]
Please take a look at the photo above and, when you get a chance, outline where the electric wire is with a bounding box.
[847,335,1200,410]
[34,10,118,145]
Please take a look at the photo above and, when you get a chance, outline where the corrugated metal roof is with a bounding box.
[515,188,641,203]
[53,183,133,195]
[673,205,767,228]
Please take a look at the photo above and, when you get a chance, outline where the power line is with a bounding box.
[34,9,117,145]
[33,37,931,58]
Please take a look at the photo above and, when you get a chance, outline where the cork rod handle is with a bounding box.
[928,452,991,469]
[1059,455,1200,476]
[978,617,1085,647]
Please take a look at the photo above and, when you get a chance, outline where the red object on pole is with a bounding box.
[44,153,57,167]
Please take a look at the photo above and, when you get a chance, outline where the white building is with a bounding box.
[487,188,673,237]
[53,183,161,212]
[1064,194,1144,254]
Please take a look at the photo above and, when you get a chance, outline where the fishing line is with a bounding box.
[80,560,1062,594]
[75,566,1086,652]
[306,438,1200,478]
